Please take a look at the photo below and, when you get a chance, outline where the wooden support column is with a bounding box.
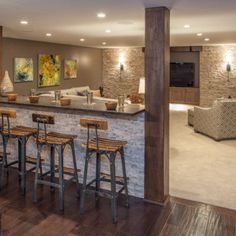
[0,26,2,80]
[145,7,170,204]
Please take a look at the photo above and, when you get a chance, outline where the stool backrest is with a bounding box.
[80,118,108,130]
[32,113,55,142]
[32,113,55,124]
[80,118,108,151]
[0,108,16,134]
[0,109,16,118]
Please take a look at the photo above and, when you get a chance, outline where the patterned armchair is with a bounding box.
[194,100,236,141]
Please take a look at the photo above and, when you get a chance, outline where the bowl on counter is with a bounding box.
[7,93,17,102]
[105,101,117,110]
[29,95,40,103]
[60,98,71,106]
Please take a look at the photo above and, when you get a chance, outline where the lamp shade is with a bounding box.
[138,77,145,94]
[0,71,14,96]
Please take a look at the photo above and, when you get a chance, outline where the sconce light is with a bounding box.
[120,63,124,71]
[119,55,125,72]
[225,51,233,80]
[138,77,145,104]
[226,62,231,72]
[226,62,231,80]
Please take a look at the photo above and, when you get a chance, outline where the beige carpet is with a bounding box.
[170,104,236,210]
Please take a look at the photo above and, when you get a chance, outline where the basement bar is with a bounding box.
[0,95,145,198]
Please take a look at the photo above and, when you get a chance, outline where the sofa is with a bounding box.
[193,99,236,141]
[38,86,100,97]
[38,86,129,103]
[188,108,194,126]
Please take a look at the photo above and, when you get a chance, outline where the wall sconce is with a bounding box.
[119,54,125,72]
[225,51,233,80]
[226,62,231,72]
[120,63,124,71]
[226,62,231,81]
[119,54,125,80]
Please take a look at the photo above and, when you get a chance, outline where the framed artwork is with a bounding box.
[14,58,33,82]
[38,54,61,87]
[64,59,77,79]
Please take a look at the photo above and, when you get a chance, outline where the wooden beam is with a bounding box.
[170,46,190,52]
[191,46,203,52]
[145,7,170,204]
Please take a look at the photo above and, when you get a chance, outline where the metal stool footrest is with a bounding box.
[26,156,45,164]
[85,188,116,199]
[36,179,61,189]
[5,160,18,167]
[100,172,129,186]
[85,183,128,199]
[54,165,81,176]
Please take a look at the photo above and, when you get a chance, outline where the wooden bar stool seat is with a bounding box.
[35,135,72,146]
[0,109,39,194]
[80,118,129,224]
[35,130,78,145]
[47,132,77,140]
[32,113,80,211]
[1,126,37,137]
[81,138,127,152]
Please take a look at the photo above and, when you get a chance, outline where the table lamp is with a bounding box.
[0,70,14,96]
[138,77,145,104]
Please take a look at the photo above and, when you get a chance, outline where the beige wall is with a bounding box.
[6,40,235,103]
[102,48,200,99]
[103,48,144,98]
[3,38,102,95]
[103,46,236,105]
[200,46,236,107]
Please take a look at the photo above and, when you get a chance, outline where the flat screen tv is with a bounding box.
[170,62,195,87]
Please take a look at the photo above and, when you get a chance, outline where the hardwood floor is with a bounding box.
[0,168,235,236]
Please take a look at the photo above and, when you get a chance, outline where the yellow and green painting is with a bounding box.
[64,59,77,79]
[14,58,33,82]
[38,54,61,87]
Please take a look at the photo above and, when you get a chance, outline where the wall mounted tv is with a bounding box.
[170,62,195,87]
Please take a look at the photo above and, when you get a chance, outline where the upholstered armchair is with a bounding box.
[194,100,236,141]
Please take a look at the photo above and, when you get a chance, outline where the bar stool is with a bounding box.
[0,121,9,163]
[32,113,80,211]
[79,118,129,224]
[0,108,39,193]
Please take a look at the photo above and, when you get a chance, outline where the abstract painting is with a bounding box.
[14,58,33,82]
[64,59,77,79]
[38,54,61,87]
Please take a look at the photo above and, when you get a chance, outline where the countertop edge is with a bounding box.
[0,100,145,116]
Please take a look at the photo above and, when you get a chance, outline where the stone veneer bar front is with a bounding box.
[0,96,145,198]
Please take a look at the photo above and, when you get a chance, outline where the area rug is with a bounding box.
[170,104,236,210]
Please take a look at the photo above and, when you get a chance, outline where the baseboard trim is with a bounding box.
[144,195,170,206]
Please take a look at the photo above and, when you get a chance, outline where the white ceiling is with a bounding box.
[0,0,236,48]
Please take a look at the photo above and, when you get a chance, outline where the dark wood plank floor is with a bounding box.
[0,168,235,236]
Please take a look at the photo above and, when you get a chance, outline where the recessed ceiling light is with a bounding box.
[102,42,107,45]
[97,13,106,18]
[105,29,111,33]
[20,20,28,25]
[197,33,203,36]
[46,33,52,37]
[80,38,85,42]
[184,24,190,28]
[204,38,210,41]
